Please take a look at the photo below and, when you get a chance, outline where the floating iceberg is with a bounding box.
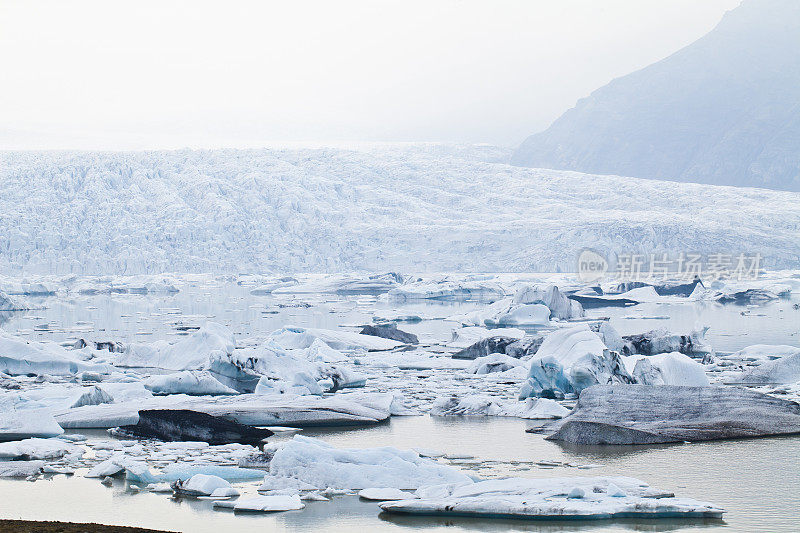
[359,324,418,345]
[430,395,568,419]
[0,460,44,478]
[545,385,800,444]
[0,438,82,461]
[214,494,305,512]
[734,351,800,385]
[172,474,231,496]
[359,487,417,501]
[625,352,710,386]
[56,393,394,428]
[387,278,504,301]
[264,435,472,490]
[269,325,402,352]
[519,326,632,399]
[621,327,711,356]
[722,344,800,364]
[379,476,723,520]
[452,285,583,327]
[115,409,273,446]
[0,329,103,376]
[0,410,64,442]
[116,322,235,371]
[466,353,526,375]
[145,371,238,396]
[0,291,30,311]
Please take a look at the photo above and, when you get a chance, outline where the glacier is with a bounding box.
[0,145,798,275]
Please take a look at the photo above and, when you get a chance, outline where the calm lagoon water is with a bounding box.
[0,281,798,532]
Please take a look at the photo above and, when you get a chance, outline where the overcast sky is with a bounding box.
[0,0,741,150]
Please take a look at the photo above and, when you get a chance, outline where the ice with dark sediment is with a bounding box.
[544,384,800,444]
[519,325,633,399]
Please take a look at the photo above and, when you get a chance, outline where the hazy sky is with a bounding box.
[0,0,741,150]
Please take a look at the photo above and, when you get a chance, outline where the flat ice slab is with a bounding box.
[55,393,393,428]
[213,495,305,512]
[379,476,724,520]
[545,385,800,444]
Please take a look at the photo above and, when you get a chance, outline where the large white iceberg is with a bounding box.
[262,435,473,490]
[519,325,632,399]
[0,329,102,376]
[116,322,235,370]
[268,326,402,352]
[145,371,238,395]
[0,409,64,441]
[0,437,82,461]
[735,351,800,385]
[453,285,583,327]
[625,352,710,386]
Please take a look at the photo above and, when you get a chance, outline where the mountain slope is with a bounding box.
[0,145,797,275]
[511,0,800,191]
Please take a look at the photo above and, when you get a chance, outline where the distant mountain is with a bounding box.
[511,0,800,191]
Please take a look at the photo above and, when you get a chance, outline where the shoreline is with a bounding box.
[0,520,174,533]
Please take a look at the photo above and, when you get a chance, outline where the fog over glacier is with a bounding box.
[1,145,797,275]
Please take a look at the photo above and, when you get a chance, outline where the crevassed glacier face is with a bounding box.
[1,145,798,275]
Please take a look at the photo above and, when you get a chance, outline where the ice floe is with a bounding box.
[379,476,724,520]
[214,494,305,512]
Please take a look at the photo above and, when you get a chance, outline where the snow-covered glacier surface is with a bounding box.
[1,144,798,275]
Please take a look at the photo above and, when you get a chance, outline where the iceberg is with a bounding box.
[115,322,235,370]
[626,352,710,386]
[380,476,723,520]
[213,495,305,512]
[545,385,800,444]
[269,326,402,351]
[359,324,418,345]
[55,393,394,428]
[734,351,800,385]
[621,327,711,357]
[0,291,30,311]
[519,326,633,399]
[512,285,584,320]
[359,487,416,501]
[70,386,115,408]
[114,409,273,445]
[172,474,231,497]
[0,460,44,478]
[0,329,102,376]
[723,344,800,364]
[387,278,504,301]
[265,435,472,490]
[126,464,266,485]
[466,353,525,375]
[145,370,238,396]
[0,409,64,441]
[430,395,568,419]
[0,438,82,461]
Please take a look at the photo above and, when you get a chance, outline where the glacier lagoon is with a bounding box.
[0,273,799,532]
